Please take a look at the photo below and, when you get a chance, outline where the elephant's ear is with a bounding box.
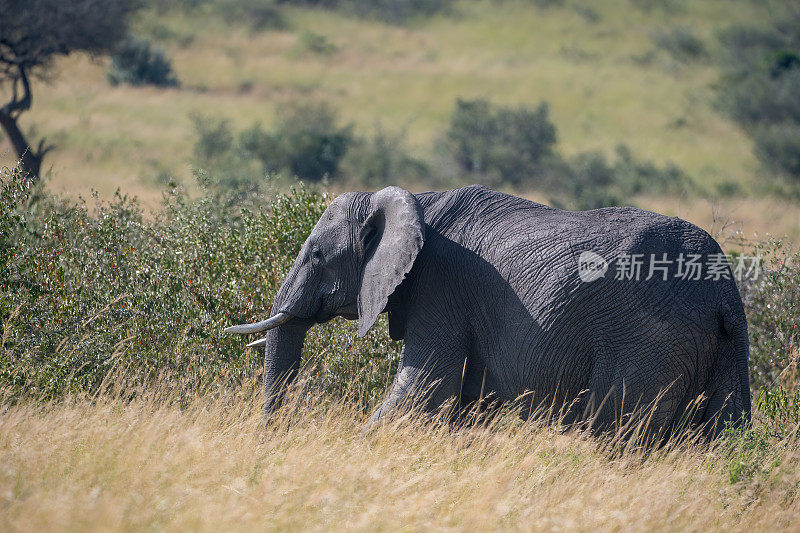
[357,186,425,338]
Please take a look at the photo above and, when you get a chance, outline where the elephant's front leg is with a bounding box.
[365,337,467,430]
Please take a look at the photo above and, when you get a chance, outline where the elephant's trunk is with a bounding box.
[261,319,311,416]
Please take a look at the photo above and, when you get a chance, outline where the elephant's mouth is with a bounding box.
[311,293,358,324]
[234,294,355,340]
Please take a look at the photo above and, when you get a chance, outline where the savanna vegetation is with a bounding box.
[3,0,800,530]
[4,160,800,529]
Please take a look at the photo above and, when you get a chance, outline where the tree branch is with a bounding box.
[10,66,32,118]
[35,137,54,158]
[1,65,32,117]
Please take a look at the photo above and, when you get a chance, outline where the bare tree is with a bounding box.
[0,0,140,181]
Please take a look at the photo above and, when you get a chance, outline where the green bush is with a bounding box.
[652,26,707,61]
[282,0,454,25]
[147,0,285,30]
[443,98,691,204]
[740,239,800,389]
[273,102,354,182]
[215,0,285,30]
[753,123,800,178]
[0,166,400,405]
[0,166,33,307]
[190,115,264,193]
[192,114,234,162]
[561,151,621,210]
[342,124,429,187]
[610,144,689,196]
[341,0,454,24]
[716,11,800,180]
[192,104,353,185]
[756,385,800,437]
[238,122,282,169]
[107,36,179,87]
[629,0,683,13]
[718,67,800,128]
[549,145,691,210]
[446,98,558,187]
[293,30,338,56]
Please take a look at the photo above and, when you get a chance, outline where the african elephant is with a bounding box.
[226,185,750,439]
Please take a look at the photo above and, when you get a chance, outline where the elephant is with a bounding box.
[225,185,750,439]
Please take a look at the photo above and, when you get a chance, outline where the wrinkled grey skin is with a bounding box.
[240,185,750,439]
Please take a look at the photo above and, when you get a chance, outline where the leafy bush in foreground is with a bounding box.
[0,165,400,404]
[2,157,795,411]
[740,239,800,390]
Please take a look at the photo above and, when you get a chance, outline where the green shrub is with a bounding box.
[107,36,179,87]
[756,385,800,437]
[628,0,683,13]
[716,11,800,180]
[214,0,285,30]
[446,98,558,187]
[192,114,234,162]
[610,144,689,196]
[191,104,353,188]
[444,99,690,204]
[717,422,774,485]
[344,0,454,24]
[190,115,265,193]
[652,26,707,61]
[551,145,691,210]
[275,0,452,25]
[447,98,496,175]
[293,30,338,56]
[0,167,400,404]
[562,151,621,210]
[0,166,33,312]
[740,239,800,389]
[342,124,429,187]
[238,122,281,169]
[271,102,354,182]
[753,123,800,178]
[718,67,800,128]
[526,0,564,7]
[147,0,285,30]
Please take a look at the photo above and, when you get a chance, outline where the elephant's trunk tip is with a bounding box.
[224,312,293,335]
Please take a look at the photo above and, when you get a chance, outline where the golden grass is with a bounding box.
[1,384,799,531]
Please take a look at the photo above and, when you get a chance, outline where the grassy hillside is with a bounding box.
[3,0,796,236]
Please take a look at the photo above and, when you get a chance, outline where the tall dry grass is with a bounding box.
[1,379,799,531]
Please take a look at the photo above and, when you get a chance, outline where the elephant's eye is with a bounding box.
[311,246,324,265]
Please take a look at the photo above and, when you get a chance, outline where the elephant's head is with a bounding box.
[225,186,425,414]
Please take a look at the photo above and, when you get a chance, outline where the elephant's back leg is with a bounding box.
[581,323,703,439]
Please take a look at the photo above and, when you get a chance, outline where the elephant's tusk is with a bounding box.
[224,312,293,334]
[246,337,268,348]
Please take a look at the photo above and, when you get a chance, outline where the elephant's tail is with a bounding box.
[699,296,751,438]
